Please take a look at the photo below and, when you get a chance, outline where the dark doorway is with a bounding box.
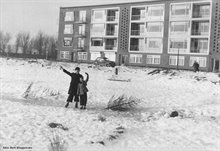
[215,60,219,72]
[120,55,128,65]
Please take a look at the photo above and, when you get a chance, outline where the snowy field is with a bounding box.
[0,57,220,151]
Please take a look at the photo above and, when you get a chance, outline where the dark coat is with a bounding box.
[63,69,83,95]
[193,62,200,72]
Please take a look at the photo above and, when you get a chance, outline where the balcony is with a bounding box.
[105,45,117,50]
[190,38,208,54]
[192,4,210,18]
[191,21,209,36]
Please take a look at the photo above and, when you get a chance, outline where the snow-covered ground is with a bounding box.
[0,57,220,151]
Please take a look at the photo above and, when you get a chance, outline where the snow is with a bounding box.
[0,57,220,151]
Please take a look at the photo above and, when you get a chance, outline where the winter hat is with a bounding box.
[75,67,80,71]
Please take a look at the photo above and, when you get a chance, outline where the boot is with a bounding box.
[83,106,86,110]
[80,106,83,109]
[65,102,69,108]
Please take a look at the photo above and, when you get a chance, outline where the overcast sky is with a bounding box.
[0,0,143,42]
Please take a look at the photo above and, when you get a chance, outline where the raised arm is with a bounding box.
[85,72,89,82]
[60,66,71,76]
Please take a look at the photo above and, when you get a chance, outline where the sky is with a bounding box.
[0,0,143,43]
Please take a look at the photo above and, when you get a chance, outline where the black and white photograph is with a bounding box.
[0,0,220,151]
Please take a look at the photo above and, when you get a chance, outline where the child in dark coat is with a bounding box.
[193,61,200,72]
[77,72,89,109]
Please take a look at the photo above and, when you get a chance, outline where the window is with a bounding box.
[146,55,160,64]
[92,10,105,22]
[129,54,143,63]
[63,37,73,47]
[169,56,185,66]
[79,10,86,22]
[64,24,73,34]
[90,52,101,60]
[78,38,85,48]
[170,3,190,18]
[146,38,162,53]
[170,21,189,33]
[65,12,74,21]
[104,52,116,61]
[146,22,163,32]
[146,5,164,20]
[78,52,87,60]
[190,38,208,54]
[91,24,105,36]
[60,51,69,59]
[79,24,85,35]
[91,38,103,46]
[169,38,188,53]
[189,57,206,67]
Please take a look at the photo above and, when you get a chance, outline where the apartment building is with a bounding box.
[57,0,220,72]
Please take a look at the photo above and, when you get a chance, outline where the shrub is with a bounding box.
[107,94,140,111]
[48,134,67,151]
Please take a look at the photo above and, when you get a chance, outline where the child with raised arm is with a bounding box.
[60,66,83,108]
[77,72,89,110]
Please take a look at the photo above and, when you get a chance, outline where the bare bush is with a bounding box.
[107,95,141,111]
[48,134,67,151]
[0,31,11,53]
[15,32,31,54]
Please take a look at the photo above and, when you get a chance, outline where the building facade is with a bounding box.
[57,0,220,72]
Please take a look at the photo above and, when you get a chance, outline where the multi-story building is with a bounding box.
[57,0,220,72]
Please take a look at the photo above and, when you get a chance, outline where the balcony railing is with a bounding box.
[107,16,118,21]
[131,15,145,21]
[191,30,209,36]
[78,18,86,23]
[131,30,145,36]
[130,45,139,51]
[91,32,104,37]
[106,31,117,36]
[193,12,210,18]
[77,46,85,50]
[78,32,86,37]
[90,46,104,51]
[105,45,117,50]
[190,48,208,54]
